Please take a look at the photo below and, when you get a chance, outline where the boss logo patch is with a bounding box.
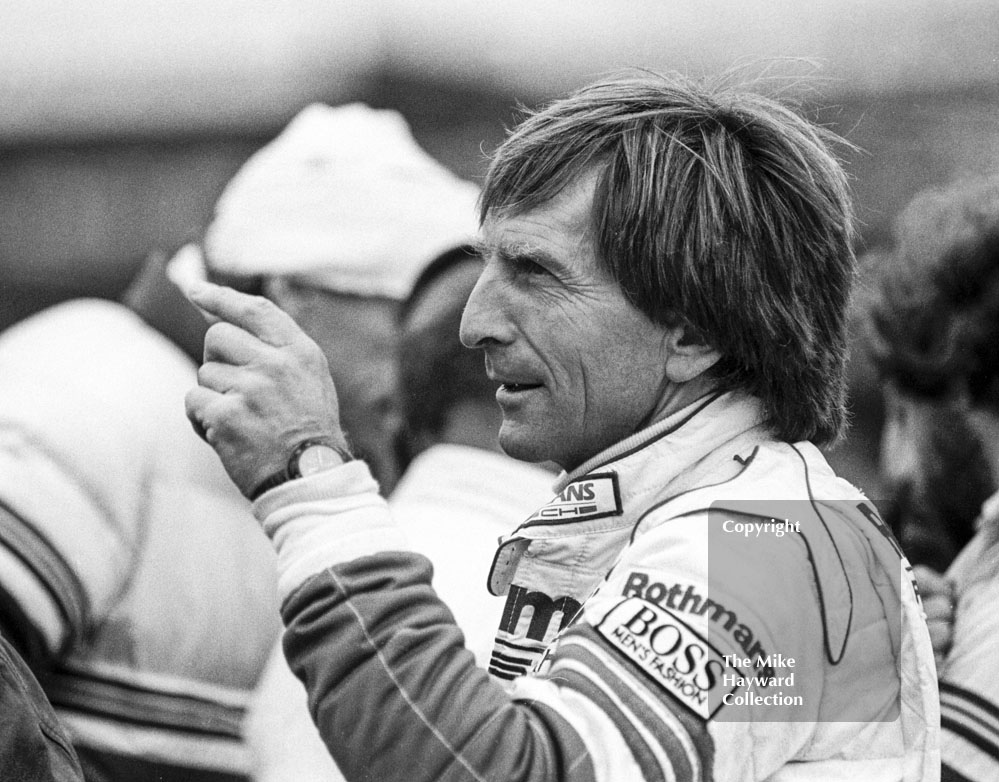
[596,597,741,719]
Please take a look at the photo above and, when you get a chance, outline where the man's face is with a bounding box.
[460,171,674,470]
[267,281,403,491]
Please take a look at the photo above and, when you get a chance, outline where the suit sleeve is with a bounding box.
[258,462,721,782]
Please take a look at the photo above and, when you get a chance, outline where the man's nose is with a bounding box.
[459,263,512,349]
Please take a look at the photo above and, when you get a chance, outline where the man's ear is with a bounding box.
[663,324,721,383]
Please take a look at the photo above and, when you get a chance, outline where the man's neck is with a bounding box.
[643,376,721,431]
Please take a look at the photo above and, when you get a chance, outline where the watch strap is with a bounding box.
[250,437,353,501]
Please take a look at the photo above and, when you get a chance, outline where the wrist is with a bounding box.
[251,437,354,501]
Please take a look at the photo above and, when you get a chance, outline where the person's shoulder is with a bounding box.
[2,298,197,393]
[394,444,555,513]
[622,439,878,627]
[0,298,185,372]
[637,439,866,531]
[0,297,206,466]
[3,298,136,339]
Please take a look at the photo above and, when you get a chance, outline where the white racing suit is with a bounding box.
[257,391,940,781]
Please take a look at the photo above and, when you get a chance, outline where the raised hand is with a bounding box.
[184,282,348,498]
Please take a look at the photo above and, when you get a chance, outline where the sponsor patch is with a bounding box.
[488,584,584,679]
[526,473,622,525]
[619,571,774,677]
[596,597,741,720]
[487,635,547,681]
[499,584,582,644]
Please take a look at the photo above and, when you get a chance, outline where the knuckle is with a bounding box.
[204,321,228,344]
[248,295,275,318]
[209,397,242,433]
[240,372,270,398]
[203,323,235,359]
[298,339,330,370]
[259,348,291,379]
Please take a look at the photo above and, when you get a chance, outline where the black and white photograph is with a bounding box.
[2,2,997,780]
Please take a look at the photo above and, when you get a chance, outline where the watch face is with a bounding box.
[295,444,345,477]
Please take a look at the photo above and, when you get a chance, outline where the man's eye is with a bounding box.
[511,257,548,277]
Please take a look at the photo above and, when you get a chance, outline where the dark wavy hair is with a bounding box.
[867,176,999,411]
[481,71,857,444]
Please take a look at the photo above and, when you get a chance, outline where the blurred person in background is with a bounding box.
[392,244,556,668]
[187,103,478,496]
[864,248,994,573]
[866,175,999,782]
[0,101,477,781]
[187,72,938,782]
[245,244,555,782]
[0,251,280,782]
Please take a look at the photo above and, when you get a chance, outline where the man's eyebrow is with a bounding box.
[476,239,571,276]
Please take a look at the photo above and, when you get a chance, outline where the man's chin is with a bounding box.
[497,426,554,466]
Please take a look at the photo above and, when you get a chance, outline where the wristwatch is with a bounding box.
[250,438,353,501]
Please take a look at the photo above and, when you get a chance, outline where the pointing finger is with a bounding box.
[187,282,301,346]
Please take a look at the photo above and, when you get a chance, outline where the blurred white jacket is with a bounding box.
[0,300,281,780]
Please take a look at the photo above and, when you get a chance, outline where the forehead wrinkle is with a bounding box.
[482,234,579,281]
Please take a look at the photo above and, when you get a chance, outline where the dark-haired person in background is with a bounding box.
[392,245,556,668]
[866,175,999,782]
[187,72,938,781]
[865,227,996,572]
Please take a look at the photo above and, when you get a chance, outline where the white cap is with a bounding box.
[199,103,481,300]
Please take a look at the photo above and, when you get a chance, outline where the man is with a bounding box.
[0,101,477,780]
[244,245,555,781]
[186,73,939,781]
[866,175,999,782]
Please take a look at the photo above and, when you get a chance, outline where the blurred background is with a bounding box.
[2,0,998,493]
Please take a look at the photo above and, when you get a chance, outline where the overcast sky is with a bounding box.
[2,0,998,141]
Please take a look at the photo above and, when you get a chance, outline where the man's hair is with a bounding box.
[867,176,999,411]
[481,71,857,444]
[398,245,495,447]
